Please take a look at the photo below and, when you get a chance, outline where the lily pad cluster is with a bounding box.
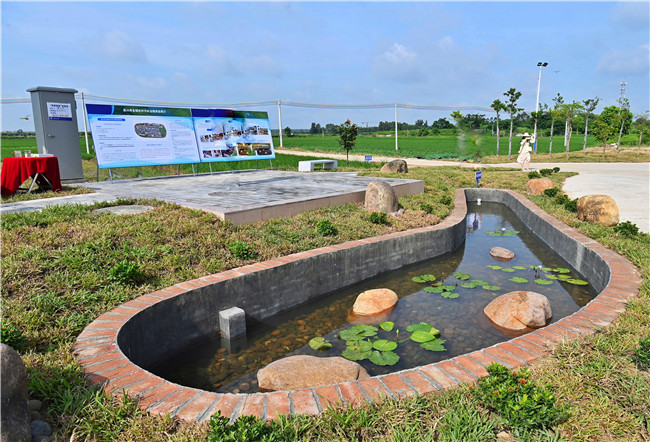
[485,229,520,237]
[486,265,588,286]
[413,272,500,294]
[308,321,446,367]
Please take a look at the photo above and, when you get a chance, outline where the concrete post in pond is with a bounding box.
[219,307,246,340]
[27,86,85,182]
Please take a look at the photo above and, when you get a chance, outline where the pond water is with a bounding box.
[151,202,596,393]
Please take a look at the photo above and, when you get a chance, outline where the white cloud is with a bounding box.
[378,43,417,65]
[101,30,147,63]
[373,43,422,83]
[598,44,650,76]
[135,76,166,89]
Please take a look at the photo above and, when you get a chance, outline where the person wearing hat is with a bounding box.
[517,133,533,171]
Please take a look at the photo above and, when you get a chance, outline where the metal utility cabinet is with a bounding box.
[27,86,84,181]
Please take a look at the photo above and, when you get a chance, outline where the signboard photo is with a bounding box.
[86,104,275,169]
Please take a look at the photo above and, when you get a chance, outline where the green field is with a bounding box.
[273,133,601,159]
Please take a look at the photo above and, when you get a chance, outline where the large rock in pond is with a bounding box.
[257,355,370,391]
[380,159,408,174]
[484,291,551,335]
[352,288,398,317]
[577,194,619,227]
[490,247,515,261]
[1,344,31,442]
[526,178,554,195]
[364,181,399,213]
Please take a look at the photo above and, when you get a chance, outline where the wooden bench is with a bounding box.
[298,159,338,172]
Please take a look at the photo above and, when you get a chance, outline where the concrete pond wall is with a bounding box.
[75,188,640,423]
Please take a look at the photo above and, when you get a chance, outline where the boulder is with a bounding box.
[365,181,398,213]
[484,291,551,335]
[490,247,515,261]
[1,344,30,442]
[257,355,370,391]
[526,178,554,195]
[380,159,408,174]
[351,288,398,317]
[577,195,619,227]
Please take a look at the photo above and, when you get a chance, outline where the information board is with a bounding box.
[86,104,275,169]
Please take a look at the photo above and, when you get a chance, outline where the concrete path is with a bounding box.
[278,149,650,233]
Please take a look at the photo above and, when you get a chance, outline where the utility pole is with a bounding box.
[533,62,548,152]
[277,99,283,148]
[394,103,398,151]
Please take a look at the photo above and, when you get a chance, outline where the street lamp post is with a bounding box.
[533,61,548,152]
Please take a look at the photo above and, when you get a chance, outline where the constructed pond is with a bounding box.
[151,201,596,393]
[75,188,640,423]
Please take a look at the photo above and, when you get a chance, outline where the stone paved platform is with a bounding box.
[1,170,424,225]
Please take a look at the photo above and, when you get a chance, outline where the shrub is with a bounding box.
[1,323,25,350]
[555,194,570,206]
[613,221,639,238]
[635,336,650,369]
[439,195,453,206]
[228,241,257,260]
[316,219,337,236]
[472,363,570,431]
[543,187,560,198]
[108,260,143,285]
[552,167,560,173]
[369,212,388,224]
[420,203,434,214]
[564,198,578,213]
[208,411,292,441]
[539,168,554,177]
[528,171,541,179]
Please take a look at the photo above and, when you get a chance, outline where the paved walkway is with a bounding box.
[278,149,650,233]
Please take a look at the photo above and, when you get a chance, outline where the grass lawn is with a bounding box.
[1,146,648,440]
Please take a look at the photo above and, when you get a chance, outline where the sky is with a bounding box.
[2,1,649,131]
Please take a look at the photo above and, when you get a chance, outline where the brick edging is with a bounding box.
[74,189,640,422]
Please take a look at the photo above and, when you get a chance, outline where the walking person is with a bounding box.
[517,133,533,171]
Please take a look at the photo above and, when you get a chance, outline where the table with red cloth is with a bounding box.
[1,156,62,196]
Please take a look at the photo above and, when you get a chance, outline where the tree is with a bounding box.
[592,114,619,155]
[337,119,359,166]
[582,97,600,151]
[503,88,523,159]
[632,112,650,146]
[548,94,564,155]
[616,97,630,151]
[309,122,321,135]
[283,126,292,137]
[558,101,583,156]
[491,99,506,156]
[530,103,547,152]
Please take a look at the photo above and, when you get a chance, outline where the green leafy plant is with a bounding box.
[379,321,394,331]
[337,119,359,166]
[543,187,560,198]
[228,241,257,260]
[539,168,554,177]
[439,195,453,206]
[635,336,650,369]
[472,363,570,430]
[613,221,639,238]
[453,272,470,280]
[509,276,528,283]
[420,203,434,214]
[208,410,291,441]
[316,219,338,236]
[564,197,578,213]
[1,322,25,349]
[552,167,560,173]
[485,229,519,237]
[528,171,541,179]
[412,274,436,283]
[369,211,388,224]
[308,337,332,351]
[108,260,143,285]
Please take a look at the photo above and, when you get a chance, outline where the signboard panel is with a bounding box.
[47,102,73,120]
[86,104,275,169]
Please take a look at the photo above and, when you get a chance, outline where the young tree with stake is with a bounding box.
[338,119,359,166]
[490,99,506,156]
[503,88,523,160]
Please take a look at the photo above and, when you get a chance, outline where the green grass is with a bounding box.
[1,164,648,440]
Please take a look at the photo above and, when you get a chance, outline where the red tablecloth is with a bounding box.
[1,156,62,196]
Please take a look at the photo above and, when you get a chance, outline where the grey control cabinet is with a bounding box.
[27,86,84,181]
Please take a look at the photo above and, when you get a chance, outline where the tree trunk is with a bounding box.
[549,120,554,155]
[616,116,625,151]
[566,125,572,157]
[564,121,569,152]
[640,130,644,147]
[583,115,590,151]
[508,115,514,160]
[496,116,500,156]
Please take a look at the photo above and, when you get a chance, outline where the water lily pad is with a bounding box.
[482,285,501,291]
[379,321,394,331]
[308,337,333,351]
[485,229,520,237]
[501,268,516,273]
[339,325,378,341]
[406,323,435,333]
[460,282,478,289]
[420,338,446,352]
[545,274,558,280]
[512,266,528,270]
[552,268,571,274]
[557,274,573,280]
[341,348,372,361]
[509,277,529,283]
[412,274,436,283]
[369,350,400,366]
[487,265,502,270]
[339,329,363,341]
[423,286,442,293]
[441,291,460,299]
[373,339,398,351]
[454,272,470,280]
[347,340,373,352]
[471,279,489,286]
[534,279,553,285]
[410,331,438,343]
[565,278,588,285]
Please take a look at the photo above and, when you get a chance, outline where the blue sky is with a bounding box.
[2,1,648,131]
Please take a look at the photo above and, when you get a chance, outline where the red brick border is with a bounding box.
[74,189,640,422]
